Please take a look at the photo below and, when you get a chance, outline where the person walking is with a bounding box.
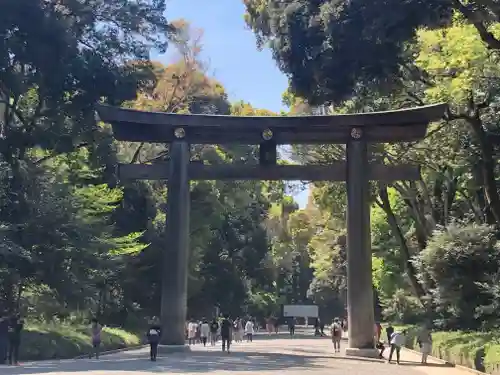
[200,319,210,347]
[266,317,273,335]
[7,314,23,366]
[331,318,342,353]
[417,327,433,364]
[89,318,103,359]
[385,323,394,344]
[233,318,243,342]
[288,318,295,336]
[209,318,219,346]
[146,319,161,361]
[244,319,254,342]
[273,317,280,334]
[220,314,232,353]
[187,320,197,345]
[314,318,321,336]
[388,329,406,364]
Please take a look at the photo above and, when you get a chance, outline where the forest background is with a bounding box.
[2,0,500,372]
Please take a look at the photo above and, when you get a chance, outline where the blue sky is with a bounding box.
[154,0,308,207]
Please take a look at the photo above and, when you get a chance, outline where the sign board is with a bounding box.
[282,304,319,318]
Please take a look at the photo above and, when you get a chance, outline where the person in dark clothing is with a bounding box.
[210,319,219,346]
[220,315,232,353]
[288,318,295,336]
[376,341,385,359]
[8,315,23,365]
[386,324,394,344]
[273,317,279,334]
[314,318,321,336]
[146,322,161,361]
[0,315,8,364]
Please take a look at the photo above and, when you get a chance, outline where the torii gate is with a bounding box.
[97,102,446,357]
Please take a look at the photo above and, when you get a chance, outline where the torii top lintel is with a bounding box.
[96,103,447,145]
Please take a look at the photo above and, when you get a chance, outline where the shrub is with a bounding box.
[413,223,500,330]
[20,322,141,361]
[400,326,500,373]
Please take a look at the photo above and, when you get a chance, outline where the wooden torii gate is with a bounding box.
[97,103,446,357]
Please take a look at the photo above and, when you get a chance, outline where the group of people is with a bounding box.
[326,319,432,365]
[0,313,24,366]
[185,316,256,352]
[375,323,433,365]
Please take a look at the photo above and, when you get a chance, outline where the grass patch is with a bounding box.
[19,323,142,361]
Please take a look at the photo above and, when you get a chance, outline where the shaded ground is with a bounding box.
[0,330,472,375]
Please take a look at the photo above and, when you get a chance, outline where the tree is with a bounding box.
[413,223,500,330]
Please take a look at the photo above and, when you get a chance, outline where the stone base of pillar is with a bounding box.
[157,345,191,354]
[345,347,380,358]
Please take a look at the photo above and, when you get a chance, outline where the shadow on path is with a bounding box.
[0,349,327,374]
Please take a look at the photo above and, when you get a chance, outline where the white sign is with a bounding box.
[283,304,319,318]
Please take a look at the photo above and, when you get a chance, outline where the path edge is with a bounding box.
[402,347,487,375]
[73,344,148,359]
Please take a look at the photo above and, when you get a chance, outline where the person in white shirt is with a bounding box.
[245,319,255,342]
[200,320,210,347]
[388,330,406,364]
[187,320,198,345]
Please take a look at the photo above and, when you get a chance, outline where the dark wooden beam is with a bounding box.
[97,103,447,128]
[108,122,428,144]
[118,163,420,182]
[96,103,447,144]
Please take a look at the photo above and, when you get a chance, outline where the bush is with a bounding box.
[19,322,142,361]
[413,223,500,330]
[381,289,425,324]
[398,326,500,373]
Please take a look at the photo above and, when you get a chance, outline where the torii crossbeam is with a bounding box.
[97,102,447,357]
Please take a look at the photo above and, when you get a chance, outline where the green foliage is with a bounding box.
[414,223,500,329]
[20,323,140,360]
[401,326,500,373]
[382,289,425,324]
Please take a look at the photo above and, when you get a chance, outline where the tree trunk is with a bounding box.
[468,116,500,226]
[378,186,428,305]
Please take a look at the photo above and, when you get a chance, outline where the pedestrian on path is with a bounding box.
[244,319,254,342]
[209,319,219,346]
[187,320,197,345]
[266,317,273,335]
[7,314,23,365]
[89,318,103,359]
[385,323,394,344]
[233,318,243,342]
[417,327,433,364]
[388,329,406,364]
[331,318,342,353]
[200,319,210,347]
[146,318,161,361]
[288,318,295,336]
[220,315,232,353]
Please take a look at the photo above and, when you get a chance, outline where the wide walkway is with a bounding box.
[0,333,473,375]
